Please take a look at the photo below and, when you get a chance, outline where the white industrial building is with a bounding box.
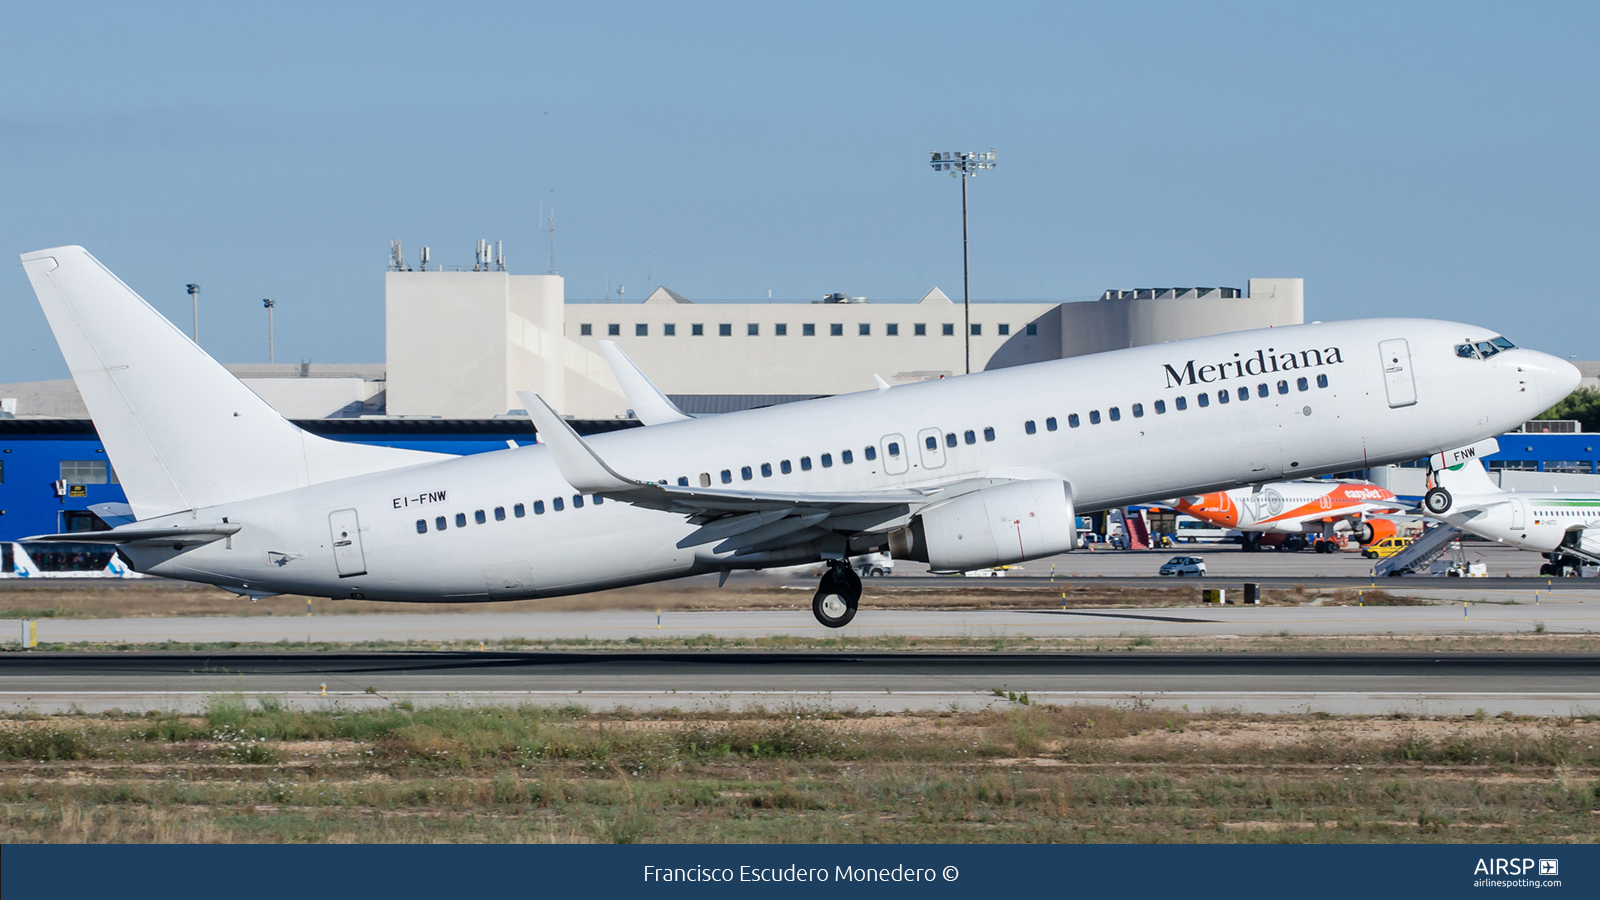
[382,268,1304,419]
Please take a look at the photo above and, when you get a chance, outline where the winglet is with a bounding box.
[518,391,637,492]
[598,341,692,425]
[873,374,891,393]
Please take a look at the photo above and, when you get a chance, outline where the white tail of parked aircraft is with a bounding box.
[16,246,1582,626]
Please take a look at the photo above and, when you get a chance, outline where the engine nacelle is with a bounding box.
[889,480,1076,573]
[1354,517,1399,546]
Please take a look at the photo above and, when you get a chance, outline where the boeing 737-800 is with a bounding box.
[17,247,1580,626]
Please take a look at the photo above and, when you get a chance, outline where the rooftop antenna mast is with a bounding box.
[389,240,409,272]
[540,197,558,275]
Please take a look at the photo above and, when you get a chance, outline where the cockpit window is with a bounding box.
[1455,344,1479,359]
[1475,341,1499,358]
[1491,336,1515,350]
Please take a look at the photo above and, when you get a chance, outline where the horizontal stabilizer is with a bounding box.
[598,341,692,425]
[24,521,241,546]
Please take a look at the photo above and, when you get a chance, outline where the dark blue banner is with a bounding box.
[2,844,1592,899]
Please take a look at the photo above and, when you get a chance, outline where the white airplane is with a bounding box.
[1424,439,1600,576]
[1172,479,1410,553]
[17,246,1579,626]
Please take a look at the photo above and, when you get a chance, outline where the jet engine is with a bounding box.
[1354,517,1399,546]
[888,480,1076,573]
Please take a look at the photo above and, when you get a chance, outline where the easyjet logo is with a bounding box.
[1163,347,1345,389]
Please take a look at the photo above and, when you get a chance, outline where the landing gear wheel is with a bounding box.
[1424,487,1453,515]
[1539,563,1558,577]
[812,561,861,628]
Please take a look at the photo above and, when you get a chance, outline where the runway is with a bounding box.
[11,594,1597,645]
[3,651,1596,716]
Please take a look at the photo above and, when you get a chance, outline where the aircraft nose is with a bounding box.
[1516,351,1581,410]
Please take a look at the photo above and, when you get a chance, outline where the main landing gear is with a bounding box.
[812,560,861,628]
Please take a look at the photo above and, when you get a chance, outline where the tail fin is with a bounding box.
[20,246,448,519]
[1431,459,1501,497]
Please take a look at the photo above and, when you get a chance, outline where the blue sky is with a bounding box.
[3,1,1596,379]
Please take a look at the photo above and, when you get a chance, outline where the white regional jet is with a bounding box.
[1424,440,1600,577]
[17,246,1580,626]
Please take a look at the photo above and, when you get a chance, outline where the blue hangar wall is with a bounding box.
[0,419,1595,542]
[0,419,639,542]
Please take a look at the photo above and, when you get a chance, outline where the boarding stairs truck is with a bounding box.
[1374,523,1464,577]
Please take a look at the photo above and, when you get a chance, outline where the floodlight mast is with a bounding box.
[928,150,996,375]
[185,283,201,344]
[263,298,275,363]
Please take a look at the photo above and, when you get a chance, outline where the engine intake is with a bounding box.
[889,479,1076,573]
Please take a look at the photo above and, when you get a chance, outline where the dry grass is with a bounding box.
[0,701,1596,844]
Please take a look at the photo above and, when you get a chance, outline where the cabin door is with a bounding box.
[1379,339,1417,408]
[916,427,945,470]
[329,508,368,577]
[1510,498,1526,531]
[881,434,910,475]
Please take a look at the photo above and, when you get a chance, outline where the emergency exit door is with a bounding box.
[329,508,367,577]
[1379,339,1417,408]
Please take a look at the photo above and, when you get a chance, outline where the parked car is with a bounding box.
[1361,537,1412,559]
[1158,556,1207,576]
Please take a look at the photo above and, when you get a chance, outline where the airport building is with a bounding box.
[0,251,1594,541]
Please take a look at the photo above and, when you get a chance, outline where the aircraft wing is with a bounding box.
[598,341,693,425]
[520,391,968,555]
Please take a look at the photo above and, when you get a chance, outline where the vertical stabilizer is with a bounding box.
[20,246,449,519]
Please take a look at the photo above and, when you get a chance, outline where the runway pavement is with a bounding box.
[8,592,1596,646]
[1,651,1596,716]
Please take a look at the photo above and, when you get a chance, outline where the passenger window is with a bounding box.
[1025,420,1036,434]
[593,495,603,505]
[1237,387,1248,401]
[821,453,833,467]
[760,463,772,477]
[533,500,545,515]
[1132,404,1143,418]
[780,460,792,474]
[1218,390,1230,404]
[1153,400,1165,414]
[865,446,878,461]
[475,509,486,524]
[884,443,896,458]
[514,503,525,518]
[1068,413,1080,428]
[721,469,732,483]
[1257,383,1269,398]
[983,427,995,441]
[945,432,957,447]
[842,450,854,464]
[925,436,938,450]
[416,519,427,534]
[436,516,448,530]
[573,495,584,508]
[678,476,689,486]
[700,473,712,487]
[1176,396,1187,410]
[1046,416,1057,431]
[1316,374,1329,388]
[1198,393,1210,408]
[1109,407,1121,421]
[741,466,753,480]
[456,513,467,527]
[1297,377,1309,391]
[1089,410,1101,424]
[801,456,813,471]
[964,430,976,444]
[553,497,564,511]
[1277,380,1289,394]
[494,507,506,521]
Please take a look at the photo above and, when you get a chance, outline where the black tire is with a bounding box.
[1424,487,1453,515]
[1539,563,1557,577]
[812,563,861,628]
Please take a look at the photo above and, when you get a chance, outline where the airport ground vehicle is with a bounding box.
[1362,536,1412,559]
[16,246,1577,628]
[1158,556,1207,576]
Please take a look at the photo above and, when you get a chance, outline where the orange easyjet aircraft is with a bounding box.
[1172,480,1410,553]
